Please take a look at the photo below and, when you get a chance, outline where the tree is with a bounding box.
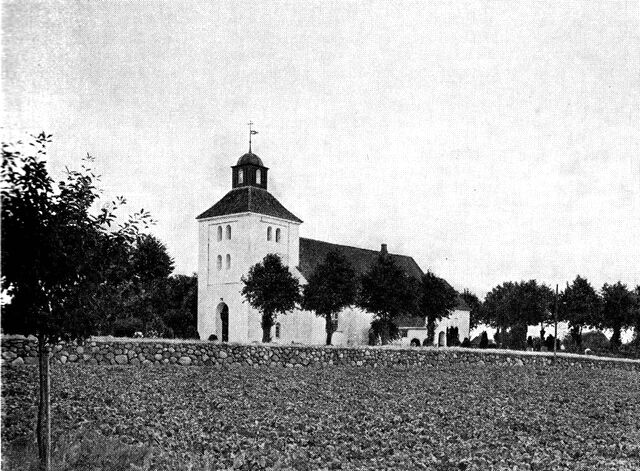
[482,282,517,347]
[600,282,635,352]
[420,271,458,345]
[1,133,150,470]
[158,274,198,339]
[357,253,419,345]
[461,289,482,330]
[482,280,553,349]
[241,254,301,342]
[301,251,357,345]
[559,276,601,352]
[131,234,174,283]
[128,234,175,333]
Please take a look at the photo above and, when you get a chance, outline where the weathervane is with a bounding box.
[248,121,258,153]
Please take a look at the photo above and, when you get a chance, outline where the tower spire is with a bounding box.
[248,121,258,153]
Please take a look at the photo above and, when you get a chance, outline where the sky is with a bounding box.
[3,1,639,298]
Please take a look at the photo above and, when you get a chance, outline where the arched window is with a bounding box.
[238,169,244,184]
[226,254,231,270]
[217,226,222,241]
[226,225,231,240]
[216,255,222,271]
[275,323,281,339]
[275,228,281,243]
[256,169,262,184]
[267,226,272,241]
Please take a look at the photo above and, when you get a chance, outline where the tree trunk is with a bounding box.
[610,324,622,352]
[570,325,582,352]
[37,334,51,471]
[261,313,273,343]
[325,314,334,346]
[426,316,436,345]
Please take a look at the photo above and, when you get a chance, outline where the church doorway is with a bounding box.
[438,331,446,347]
[216,303,229,342]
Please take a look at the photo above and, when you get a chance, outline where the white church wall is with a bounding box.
[397,309,471,347]
[198,212,303,343]
[333,307,375,346]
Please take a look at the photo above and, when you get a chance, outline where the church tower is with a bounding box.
[196,138,302,342]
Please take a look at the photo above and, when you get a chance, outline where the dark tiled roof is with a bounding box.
[196,187,302,223]
[298,238,424,281]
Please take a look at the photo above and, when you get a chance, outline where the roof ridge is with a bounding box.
[300,237,414,259]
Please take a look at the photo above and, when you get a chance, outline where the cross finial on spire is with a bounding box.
[248,121,258,153]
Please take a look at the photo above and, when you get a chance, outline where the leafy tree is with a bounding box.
[559,276,601,352]
[482,282,517,347]
[301,251,357,345]
[482,280,553,349]
[127,234,175,333]
[420,271,458,345]
[357,253,419,345]
[242,254,301,342]
[158,274,198,339]
[633,285,640,344]
[600,282,635,352]
[461,289,482,330]
[1,133,150,470]
[131,234,174,283]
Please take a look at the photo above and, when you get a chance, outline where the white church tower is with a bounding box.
[196,138,303,342]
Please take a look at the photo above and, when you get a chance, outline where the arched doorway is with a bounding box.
[216,303,229,342]
[438,331,446,347]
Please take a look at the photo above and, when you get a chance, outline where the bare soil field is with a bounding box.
[2,363,639,470]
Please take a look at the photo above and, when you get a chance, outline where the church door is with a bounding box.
[438,331,446,347]
[217,303,229,342]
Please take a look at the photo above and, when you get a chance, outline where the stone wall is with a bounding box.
[2,336,639,371]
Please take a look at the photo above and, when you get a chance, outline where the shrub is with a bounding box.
[208,334,218,341]
[479,331,489,349]
[112,317,143,337]
[461,337,471,348]
[582,331,610,351]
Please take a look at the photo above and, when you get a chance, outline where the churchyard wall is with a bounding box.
[2,336,639,371]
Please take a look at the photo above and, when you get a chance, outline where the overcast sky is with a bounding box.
[3,1,639,297]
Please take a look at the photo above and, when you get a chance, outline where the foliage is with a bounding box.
[1,133,151,470]
[241,254,301,342]
[1,133,151,342]
[4,364,640,470]
[482,280,554,348]
[600,282,635,352]
[357,254,419,344]
[479,331,489,349]
[559,276,601,352]
[301,251,357,345]
[420,271,458,344]
[461,289,483,330]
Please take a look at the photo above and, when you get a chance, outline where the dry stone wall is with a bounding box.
[2,336,639,371]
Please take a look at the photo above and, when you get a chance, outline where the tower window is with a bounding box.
[217,226,222,242]
[275,228,281,243]
[275,323,281,339]
[238,169,244,184]
[226,254,231,269]
[267,226,272,241]
[256,169,262,184]
[226,225,231,240]
[216,255,222,271]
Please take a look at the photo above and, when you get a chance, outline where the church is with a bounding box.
[196,142,470,347]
